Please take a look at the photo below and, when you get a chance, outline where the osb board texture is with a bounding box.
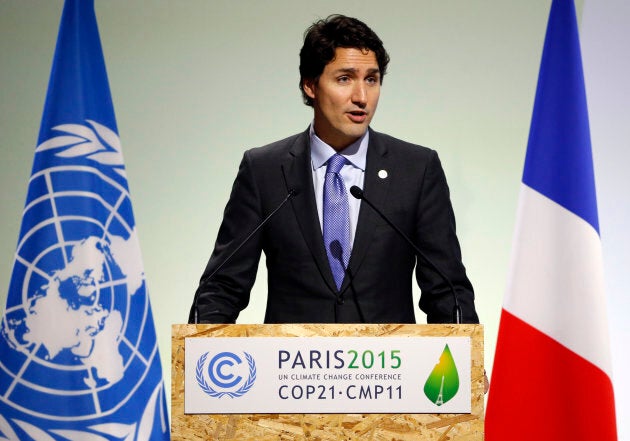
[172,324,484,440]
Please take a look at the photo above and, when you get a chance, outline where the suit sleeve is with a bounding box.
[188,151,263,323]
[415,151,479,324]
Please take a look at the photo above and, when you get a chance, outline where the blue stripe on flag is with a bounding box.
[522,0,599,233]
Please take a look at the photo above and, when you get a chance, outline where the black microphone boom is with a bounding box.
[349,185,463,324]
[329,240,366,322]
[192,188,300,323]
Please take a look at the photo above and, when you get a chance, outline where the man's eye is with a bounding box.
[338,76,350,83]
[366,76,378,84]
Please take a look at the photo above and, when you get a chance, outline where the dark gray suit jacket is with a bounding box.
[190,128,478,324]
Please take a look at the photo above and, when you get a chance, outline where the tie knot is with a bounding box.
[326,154,347,174]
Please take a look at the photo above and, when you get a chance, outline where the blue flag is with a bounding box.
[0,2,170,440]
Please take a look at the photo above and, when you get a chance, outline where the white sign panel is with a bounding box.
[185,336,471,414]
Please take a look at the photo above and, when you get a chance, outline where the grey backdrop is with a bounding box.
[1,0,627,435]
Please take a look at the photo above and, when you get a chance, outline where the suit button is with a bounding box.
[337,296,344,305]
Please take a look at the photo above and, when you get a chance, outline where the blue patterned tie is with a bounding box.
[323,154,351,290]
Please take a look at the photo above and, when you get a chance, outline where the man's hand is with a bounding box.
[484,370,489,394]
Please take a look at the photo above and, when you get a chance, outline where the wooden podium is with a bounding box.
[172,324,484,440]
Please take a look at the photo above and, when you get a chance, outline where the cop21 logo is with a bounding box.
[195,352,257,398]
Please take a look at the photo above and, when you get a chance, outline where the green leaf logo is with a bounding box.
[423,344,459,406]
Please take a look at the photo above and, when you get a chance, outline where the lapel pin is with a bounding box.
[378,169,388,179]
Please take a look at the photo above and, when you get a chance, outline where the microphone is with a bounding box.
[191,187,300,323]
[349,185,463,324]
[329,240,346,305]
[329,240,366,322]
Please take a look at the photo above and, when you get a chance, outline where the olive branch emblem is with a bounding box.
[35,120,127,179]
[195,352,256,398]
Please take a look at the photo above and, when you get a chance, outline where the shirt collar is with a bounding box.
[309,123,369,171]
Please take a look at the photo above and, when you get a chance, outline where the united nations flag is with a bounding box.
[0,1,170,440]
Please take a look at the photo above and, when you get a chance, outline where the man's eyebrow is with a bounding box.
[332,67,381,76]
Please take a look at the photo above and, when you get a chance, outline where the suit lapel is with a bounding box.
[281,130,338,293]
[280,129,392,295]
[343,130,391,290]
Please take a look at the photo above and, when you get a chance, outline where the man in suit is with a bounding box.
[190,14,479,325]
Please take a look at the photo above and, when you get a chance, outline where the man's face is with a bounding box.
[303,47,381,151]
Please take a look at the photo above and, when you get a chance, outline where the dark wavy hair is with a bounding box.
[299,15,390,107]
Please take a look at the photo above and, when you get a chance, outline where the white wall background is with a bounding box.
[1,0,626,436]
[582,0,630,438]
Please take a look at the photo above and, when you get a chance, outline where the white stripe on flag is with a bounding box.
[504,184,612,375]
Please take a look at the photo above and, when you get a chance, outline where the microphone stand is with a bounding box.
[330,240,366,323]
[349,185,462,324]
[191,188,299,323]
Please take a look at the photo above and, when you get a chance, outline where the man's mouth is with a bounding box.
[347,110,367,123]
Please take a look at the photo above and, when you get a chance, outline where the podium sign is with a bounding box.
[185,336,471,414]
[172,324,484,440]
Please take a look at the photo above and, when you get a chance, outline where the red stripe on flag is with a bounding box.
[486,309,617,440]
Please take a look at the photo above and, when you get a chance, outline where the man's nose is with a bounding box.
[351,83,367,107]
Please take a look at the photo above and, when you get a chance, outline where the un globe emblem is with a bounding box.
[0,122,156,422]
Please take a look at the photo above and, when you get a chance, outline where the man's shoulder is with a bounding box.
[370,129,436,159]
[245,130,309,160]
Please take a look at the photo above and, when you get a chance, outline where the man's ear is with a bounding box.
[302,79,316,100]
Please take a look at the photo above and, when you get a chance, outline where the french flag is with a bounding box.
[486,0,617,439]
